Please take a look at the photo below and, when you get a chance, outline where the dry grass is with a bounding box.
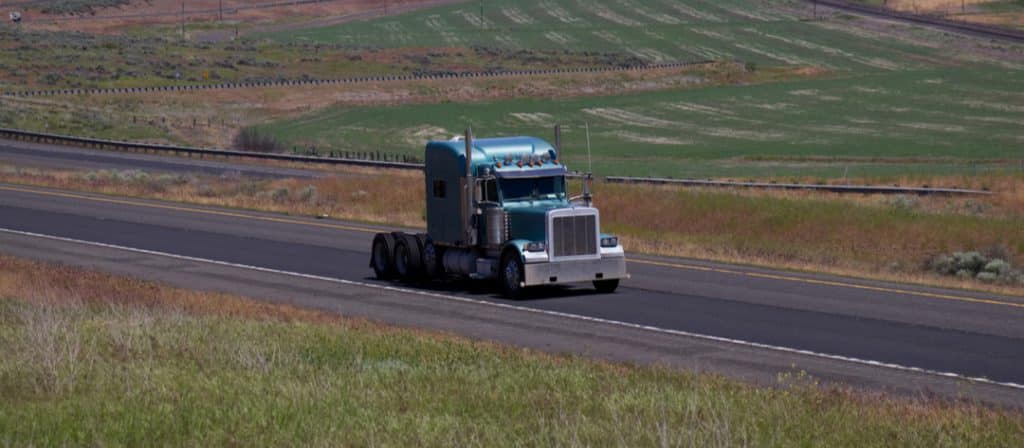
[886,0,992,11]
[2,164,1023,295]
[0,254,358,326]
[1,254,1024,446]
[5,61,791,149]
[23,0,446,33]
[0,165,425,227]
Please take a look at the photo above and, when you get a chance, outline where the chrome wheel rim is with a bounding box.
[504,258,520,291]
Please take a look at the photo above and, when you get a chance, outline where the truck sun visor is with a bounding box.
[494,166,568,179]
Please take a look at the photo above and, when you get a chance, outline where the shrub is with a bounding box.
[298,186,317,203]
[976,272,998,283]
[232,128,285,154]
[196,184,215,197]
[983,259,1012,277]
[930,251,1021,284]
[962,199,990,216]
[952,251,986,274]
[271,188,290,203]
[41,72,62,85]
[887,194,919,211]
[237,180,262,197]
[928,254,955,275]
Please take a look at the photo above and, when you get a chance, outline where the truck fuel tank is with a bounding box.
[483,206,508,248]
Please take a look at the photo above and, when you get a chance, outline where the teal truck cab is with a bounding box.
[370,128,627,298]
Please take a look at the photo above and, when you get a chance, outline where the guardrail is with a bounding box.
[0,61,713,98]
[808,0,1024,43]
[0,127,422,170]
[606,176,992,196]
[0,127,996,196]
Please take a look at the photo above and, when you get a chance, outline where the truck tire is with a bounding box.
[593,279,619,294]
[393,233,423,282]
[421,236,443,279]
[499,251,525,299]
[370,233,396,280]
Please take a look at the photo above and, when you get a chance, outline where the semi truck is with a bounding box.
[369,128,627,298]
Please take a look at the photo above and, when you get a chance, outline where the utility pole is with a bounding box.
[180,1,185,41]
[219,0,223,21]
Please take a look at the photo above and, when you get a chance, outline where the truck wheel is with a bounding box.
[421,236,443,279]
[593,279,619,294]
[393,233,423,282]
[370,233,396,280]
[500,251,525,299]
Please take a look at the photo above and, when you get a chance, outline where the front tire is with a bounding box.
[421,237,443,279]
[593,279,619,294]
[500,251,525,299]
[370,233,396,280]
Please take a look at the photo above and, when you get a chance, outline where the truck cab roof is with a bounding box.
[426,136,565,177]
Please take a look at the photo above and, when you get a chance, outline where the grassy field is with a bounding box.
[2,255,1023,446]
[257,67,1024,178]
[3,163,1022,294]
[250,0,1024,179]
[0,26,633,93]
[264,0,946,71]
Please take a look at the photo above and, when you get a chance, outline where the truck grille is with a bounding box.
[552,214,597,258]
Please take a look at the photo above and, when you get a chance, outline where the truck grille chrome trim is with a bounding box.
[547,208,600,261]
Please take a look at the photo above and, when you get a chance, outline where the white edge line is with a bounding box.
[3,226,1023,391]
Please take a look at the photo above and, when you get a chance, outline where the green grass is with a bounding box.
[0,24,646,93]
[257,67,1024,178]
[29,0,129,15]
[0,96,174,143]
[252,0,1024,178]
[262,0,947,71]
[0,28,405,91]
[977,0,1024,13]
[3,289,1024,446]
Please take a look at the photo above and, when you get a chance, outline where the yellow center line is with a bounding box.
[629,259,1024,309]
[0,185,380,234]
[4,184,1022,309]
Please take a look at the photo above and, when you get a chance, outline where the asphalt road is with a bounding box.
[0,139,321,178]
[1,183,1023,406]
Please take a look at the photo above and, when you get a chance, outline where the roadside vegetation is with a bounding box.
[0,25,641,92]
[3,0,1023,179]
[855,0,1024,29]
[2,255,1022,446]
[256,66,1024,179]
[0,61,805,150]
[27,0,131,15]
[2,164,1022,294]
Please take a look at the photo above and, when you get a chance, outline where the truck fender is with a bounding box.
[500,241,528,263]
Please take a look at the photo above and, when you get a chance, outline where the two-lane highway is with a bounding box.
[2,182,1023,405]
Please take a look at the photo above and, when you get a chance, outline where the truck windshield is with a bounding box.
[500,176,566,202]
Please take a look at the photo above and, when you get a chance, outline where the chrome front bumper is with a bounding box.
[522,255,627,287]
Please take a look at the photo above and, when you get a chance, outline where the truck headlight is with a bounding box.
[525,241,546,252]
[600,236,619,248]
